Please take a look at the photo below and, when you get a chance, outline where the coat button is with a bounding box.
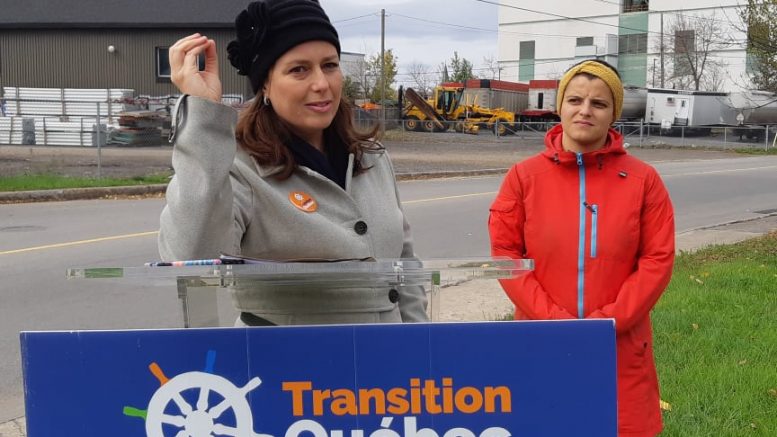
[388,289,400,303]
[354,220,368,235]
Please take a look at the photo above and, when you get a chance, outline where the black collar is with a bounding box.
[285,134,349,189]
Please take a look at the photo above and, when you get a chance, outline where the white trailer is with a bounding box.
[645,89,737,127]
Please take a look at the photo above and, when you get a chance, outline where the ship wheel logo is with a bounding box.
[123,350,271,437]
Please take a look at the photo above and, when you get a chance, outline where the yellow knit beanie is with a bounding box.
[556,60,623,121]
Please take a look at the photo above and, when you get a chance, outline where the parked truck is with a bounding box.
[399,80,522,135]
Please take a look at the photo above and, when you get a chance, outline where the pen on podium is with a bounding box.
[144,258,245,267]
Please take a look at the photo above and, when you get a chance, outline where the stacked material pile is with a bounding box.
[109,110,168,146]
[0,87,136,146]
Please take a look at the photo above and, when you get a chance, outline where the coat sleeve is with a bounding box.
[383,150,428,322]
[158,95,250,261]
[489,166,576,320]
[586,168,675,333]
[397,209,429,322]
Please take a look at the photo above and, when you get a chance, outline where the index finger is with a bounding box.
[203,39,219,73]
[169,35,208,71]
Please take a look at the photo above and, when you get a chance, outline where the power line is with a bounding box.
[476,0,658,35]
[479,0,743,39]
[390,11,591,39]
[332,12,379,24]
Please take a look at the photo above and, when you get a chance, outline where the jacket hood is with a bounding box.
[542,124,627,165]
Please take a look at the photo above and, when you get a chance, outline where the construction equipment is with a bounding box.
[400,85,518,135]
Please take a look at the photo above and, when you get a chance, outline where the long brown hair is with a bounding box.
[235,95,382,180]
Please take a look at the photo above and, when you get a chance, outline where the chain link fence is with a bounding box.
[2,97,773,152]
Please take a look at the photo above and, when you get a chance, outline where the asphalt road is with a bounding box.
[1,155,776,423]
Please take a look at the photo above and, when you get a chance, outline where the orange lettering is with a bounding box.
[282,381,312,416]
[485,386,512,413]
[455,386,483,414]
[312,389,331,416]
[331,389,357,415]
[387,388,409,415]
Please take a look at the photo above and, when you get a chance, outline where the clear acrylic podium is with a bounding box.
[66,257,534,327]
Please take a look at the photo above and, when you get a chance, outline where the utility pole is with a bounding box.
[660,11,665,88]
[380,8,386,127]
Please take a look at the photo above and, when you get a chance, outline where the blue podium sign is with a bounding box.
[21,320,616,437]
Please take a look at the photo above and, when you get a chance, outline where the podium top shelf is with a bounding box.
[66,257,534,287]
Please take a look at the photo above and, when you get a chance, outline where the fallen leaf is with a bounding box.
[660,399,672,411]
[738,359,748,366]
[768,388,777,398]
[750,423,757,429]
[695,278,704,284]
[692,323,699,330]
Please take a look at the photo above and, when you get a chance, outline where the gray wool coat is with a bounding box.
[158,96,428,325]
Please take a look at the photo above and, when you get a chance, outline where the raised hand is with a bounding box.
[169,34,222,103]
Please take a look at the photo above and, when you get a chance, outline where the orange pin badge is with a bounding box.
[289,191,318,213]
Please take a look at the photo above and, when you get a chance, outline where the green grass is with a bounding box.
[653,232,777,436]
[732,147,777,155]
[0,173,171,192]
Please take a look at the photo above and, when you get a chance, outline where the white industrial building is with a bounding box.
[497,0,749,92]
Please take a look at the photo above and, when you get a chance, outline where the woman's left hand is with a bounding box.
[169,34,223,103]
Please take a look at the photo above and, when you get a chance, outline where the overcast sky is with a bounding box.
[320,0,499,87]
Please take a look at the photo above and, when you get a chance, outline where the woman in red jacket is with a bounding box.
[489,60,675,437]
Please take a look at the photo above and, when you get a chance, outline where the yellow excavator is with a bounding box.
[400,85,516,135]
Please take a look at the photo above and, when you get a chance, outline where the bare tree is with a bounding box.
[406,62,434,98]
[482,54,501,80]
[351,57,373,101]
[438,62,450,83]
[654,11,730,91]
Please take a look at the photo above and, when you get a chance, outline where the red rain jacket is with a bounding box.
[489,124,674,437]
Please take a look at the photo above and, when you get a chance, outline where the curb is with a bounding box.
[0,170,509,203]
[0,184,168,203]
[396,168,508,181]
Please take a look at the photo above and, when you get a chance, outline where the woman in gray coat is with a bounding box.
[159,0,427,326]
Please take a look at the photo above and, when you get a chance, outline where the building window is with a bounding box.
[674,30,695,76]
[519,41,535,60]
[618,33,647,55]
[622,0,648,13]
[519,40,535,82]
[674,30,695,54]
[156,47,205,79]
[576,37,594,47]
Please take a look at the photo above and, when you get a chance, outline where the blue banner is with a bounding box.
[21,320,616,437]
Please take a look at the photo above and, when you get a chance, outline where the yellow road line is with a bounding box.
[403,191,496,204]
[0,231,159,256]
[664,165,777,178]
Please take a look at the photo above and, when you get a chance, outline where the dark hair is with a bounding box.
[566,58,621,79]
[235,96,381,180]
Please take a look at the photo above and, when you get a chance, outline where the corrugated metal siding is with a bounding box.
[0,29,253,98]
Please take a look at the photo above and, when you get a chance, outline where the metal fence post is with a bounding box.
[639,119,643,147]
[765,125,769,151]
[96,102,102,178]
